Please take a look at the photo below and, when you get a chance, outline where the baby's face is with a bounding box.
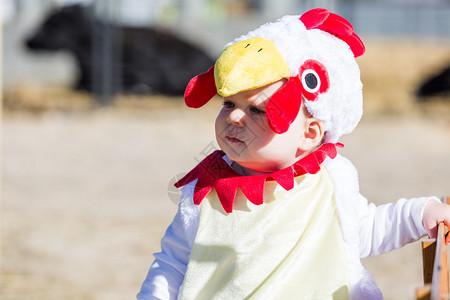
[215,80,312,175]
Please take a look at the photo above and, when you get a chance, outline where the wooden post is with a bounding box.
[423,240,437,284]
[417,197,450,300]
[0,4,3,266]
[430,221,448,300]
[416,284,431,300]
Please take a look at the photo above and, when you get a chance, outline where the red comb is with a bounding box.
[300,8,365,57]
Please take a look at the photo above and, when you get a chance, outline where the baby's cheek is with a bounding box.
[250,125,276,144]
[215,116,226,137]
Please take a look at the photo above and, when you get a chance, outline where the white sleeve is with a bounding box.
[137,181,200,300]
[358,195,439,258]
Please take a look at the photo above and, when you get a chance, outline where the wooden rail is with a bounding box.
[416,196,450,300]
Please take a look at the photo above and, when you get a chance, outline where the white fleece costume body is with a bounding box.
[138,154,435,300]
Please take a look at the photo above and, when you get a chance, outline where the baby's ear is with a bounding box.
[184,66,217,108]
[300,117,325,152]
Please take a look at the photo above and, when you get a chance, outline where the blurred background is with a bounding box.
[2,0,450,299]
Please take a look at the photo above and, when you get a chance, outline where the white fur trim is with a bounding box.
[179,180,200,230]
[324,156,383,299]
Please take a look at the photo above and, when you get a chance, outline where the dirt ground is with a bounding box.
[2,41,450,299]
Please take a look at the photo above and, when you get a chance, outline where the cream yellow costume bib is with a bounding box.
[179,168,349,299]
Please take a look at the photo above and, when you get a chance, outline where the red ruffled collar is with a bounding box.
[175,143,342,213]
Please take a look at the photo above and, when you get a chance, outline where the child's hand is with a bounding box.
[422,199,450,243]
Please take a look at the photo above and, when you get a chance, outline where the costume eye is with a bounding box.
[302,69,320,93]
[298,59,330,101]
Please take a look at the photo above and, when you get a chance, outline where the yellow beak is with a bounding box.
[214,37,291,97]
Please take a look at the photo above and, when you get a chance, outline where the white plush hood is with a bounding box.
[226,14,364,143]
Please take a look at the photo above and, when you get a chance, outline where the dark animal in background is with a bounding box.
[25,4,215,96]
[416,65,450,100]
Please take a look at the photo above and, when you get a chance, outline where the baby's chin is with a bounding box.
[218,145,291,174]
[233,159,284,176]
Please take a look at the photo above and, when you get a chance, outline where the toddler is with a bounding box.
[138,8,449,299]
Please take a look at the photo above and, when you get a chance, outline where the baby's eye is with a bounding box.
[250,106,265,114]
[223,101,235,108]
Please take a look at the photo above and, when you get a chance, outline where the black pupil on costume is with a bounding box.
[305,73,318,89]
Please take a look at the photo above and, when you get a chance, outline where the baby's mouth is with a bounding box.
[225,133,245,144]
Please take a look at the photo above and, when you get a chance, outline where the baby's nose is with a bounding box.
[227,108,245,126]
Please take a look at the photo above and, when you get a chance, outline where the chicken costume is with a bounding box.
[138,8,436,299]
